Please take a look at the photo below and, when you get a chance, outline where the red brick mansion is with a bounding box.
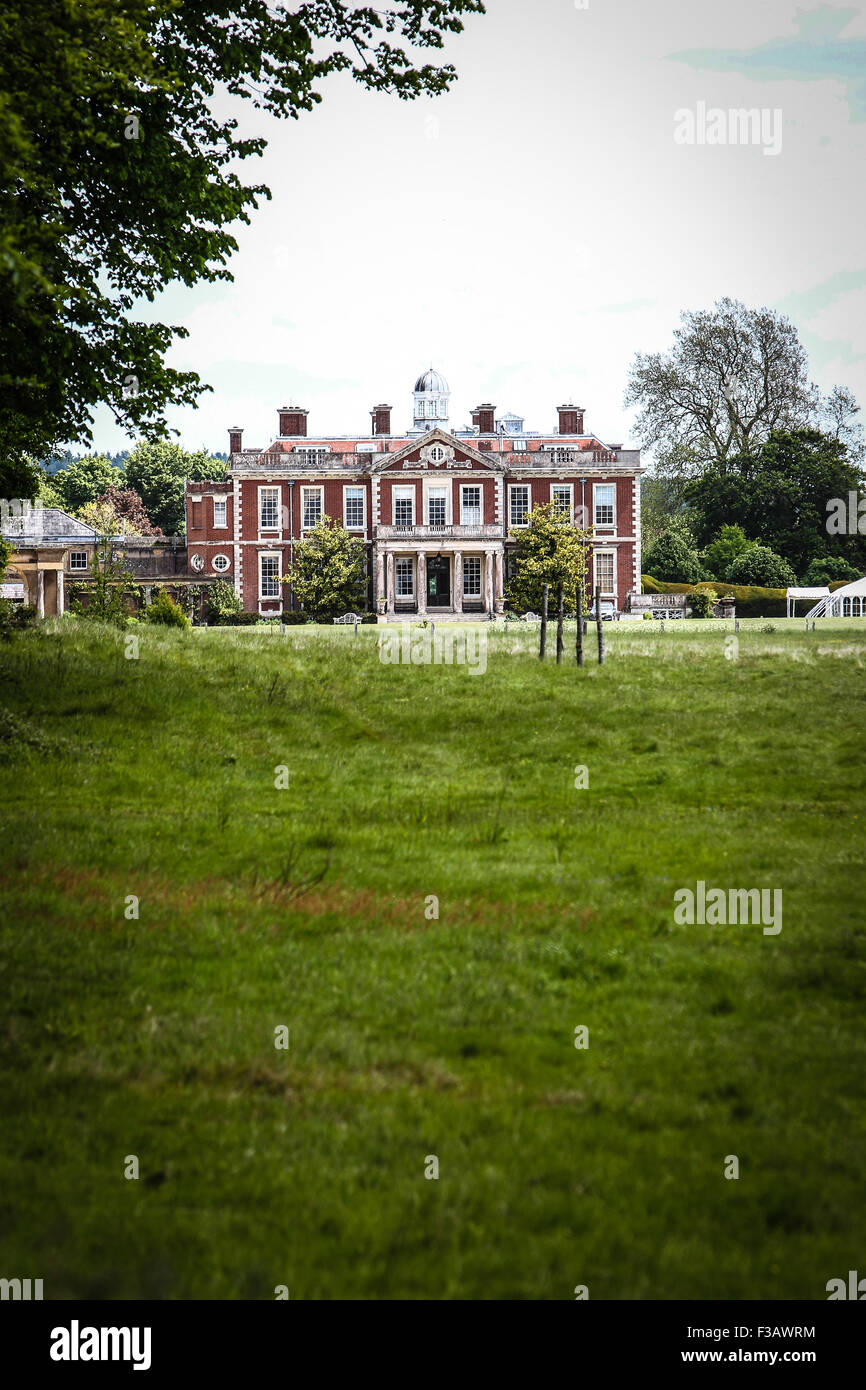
[185,370,643,618]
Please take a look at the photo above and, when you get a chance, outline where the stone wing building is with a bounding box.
[0,505,99,615]
[186,370,643,618]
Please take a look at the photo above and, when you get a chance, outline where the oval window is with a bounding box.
[212,553,230,572]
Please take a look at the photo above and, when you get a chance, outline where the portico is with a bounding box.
[376,537,504,618]
[372,428,506,619]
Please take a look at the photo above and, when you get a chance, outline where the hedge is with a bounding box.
[642,575,788,617]
[643,573,856,614]
[215,611,261,626]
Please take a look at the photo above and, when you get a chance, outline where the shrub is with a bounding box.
[703,525,753,580]
[221,611,260,626]
[726,545,796,588]
[206,577,242,622]
[0,602,38,637]
[143,590,189,627]
[642,530,703,584]
[801,555,862,586]
[688,589,718,618]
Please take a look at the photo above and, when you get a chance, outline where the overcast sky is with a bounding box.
[88,0,866,459]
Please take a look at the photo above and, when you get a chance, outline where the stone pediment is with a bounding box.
[373,428,503,474]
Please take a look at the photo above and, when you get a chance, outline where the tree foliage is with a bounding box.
[642,529,704,584]
[124,440,222,535]
[726,545,796,589]
[37,465,65,509]
[53,455,123,514]
[0,454,41,505]
[800,554,861,586]
[505,502,593,613]
[78,486,160,538]
[703,524,753,581]
[625,297,818,475]
[286,516,367,620]
[0,0,485,484]
[640,471,694,549]
[821,385,865,466]
[685,428,866,577]
[90,485,161,536]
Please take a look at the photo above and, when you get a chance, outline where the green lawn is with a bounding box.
[1,616,864,1299]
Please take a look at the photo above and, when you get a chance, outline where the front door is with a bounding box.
[427,555,450,608]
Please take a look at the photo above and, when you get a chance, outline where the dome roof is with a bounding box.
[414,368,449,393]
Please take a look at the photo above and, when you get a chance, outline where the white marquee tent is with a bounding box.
[785,586,829,617]
[805,575,866,620]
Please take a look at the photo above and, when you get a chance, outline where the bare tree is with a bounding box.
[625,298,818,477]
[822,385,865,466]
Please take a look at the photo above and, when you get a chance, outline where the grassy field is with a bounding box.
[1,615,864,1300]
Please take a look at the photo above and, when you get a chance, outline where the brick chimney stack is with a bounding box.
[371,404,392,436]
[474,403,496,434]
[557,404,585,435]
[278,406,308,437]
[228,427,243,455]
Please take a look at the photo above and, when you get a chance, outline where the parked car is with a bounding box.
[587,601,617,621]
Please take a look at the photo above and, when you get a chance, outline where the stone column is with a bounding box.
[417,552,427,615]
[454,551,463,614]
[485,551,494,615]
[56,569,65,616]
[376,550,385,605]
[494,551,503,604]
[36,568,45,618]
[386,552,395,614]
